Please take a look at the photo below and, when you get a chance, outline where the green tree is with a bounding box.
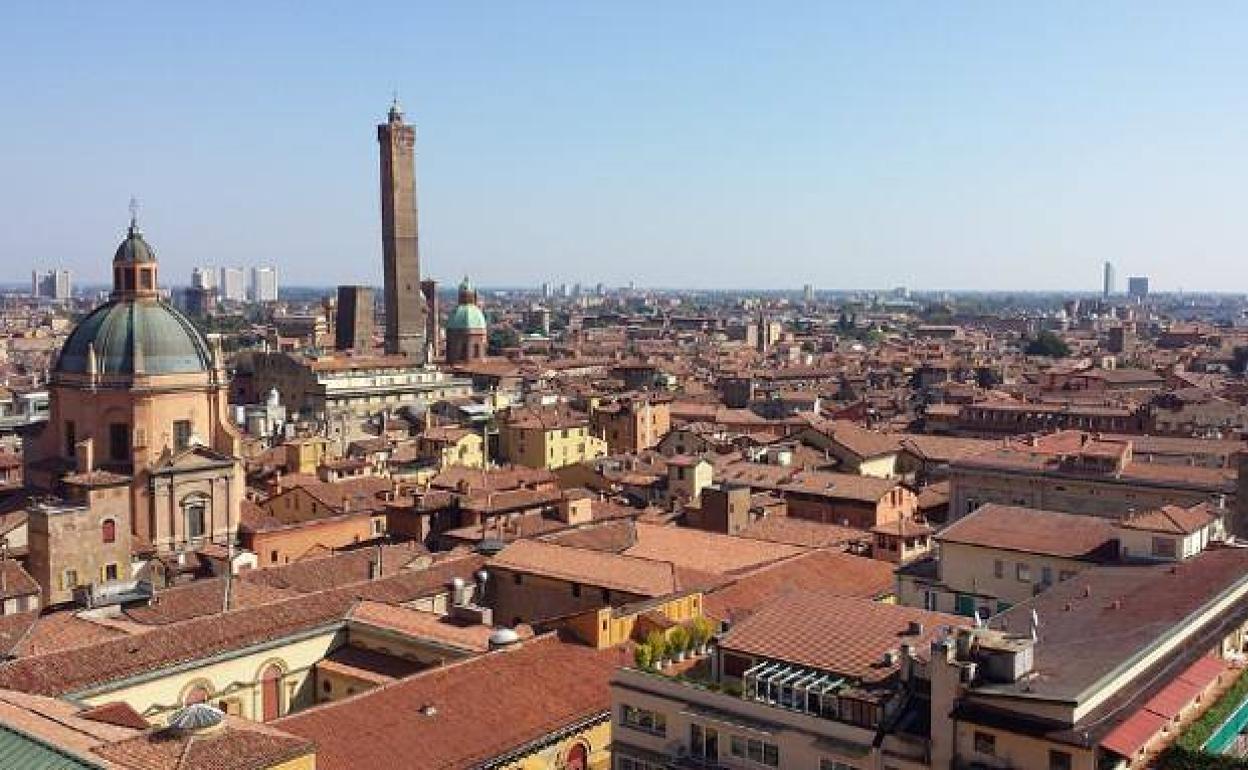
[1024,331,1071,358]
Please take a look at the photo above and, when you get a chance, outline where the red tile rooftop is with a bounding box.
[274,634,619,770]
[704,550,896,622]
[937,504,1119,560]
[720,593,967,683]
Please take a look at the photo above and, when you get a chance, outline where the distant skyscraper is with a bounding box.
[541,282,552,299]
[191,266,217,291]
[251,266,278,302]
[1102,261,1115,298]
[219,267,246,302]
[1127,276,1149,301]
[803,284,815,304]
[335,285,374,353]
[378,98,427,361]
[31,269,71,300]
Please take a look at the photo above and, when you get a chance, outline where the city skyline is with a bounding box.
[4,2,1248,291]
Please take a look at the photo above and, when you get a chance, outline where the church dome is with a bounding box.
[113,223,157,264]
[446,303,487,332]
[55,300,212,376]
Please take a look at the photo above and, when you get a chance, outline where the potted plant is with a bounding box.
[633,642,653,671]
[690,617,714,656]
[670,626,690,663]
[645,630,668,669]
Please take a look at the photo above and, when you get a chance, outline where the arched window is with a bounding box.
[564,743,588,770]
[260,663,283,721]
[183,684,210,706]
[102,519,116,544]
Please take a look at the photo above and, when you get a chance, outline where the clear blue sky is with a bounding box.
[3,2,1247,291]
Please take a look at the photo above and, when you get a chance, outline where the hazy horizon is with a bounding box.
[5,2,1248,292]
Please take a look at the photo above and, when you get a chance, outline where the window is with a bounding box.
[571,583,582,598]
[185,499,207,540]
[1016,562,1031,582]
[102,519,116,544]
[62,569,79,590]
[270,550,279,564]
[1152,537,1177,559]
[1041,566,1053,585]
[103,563,118,581]
[1059,570,1077,582]
[821,762,856,770]
[109,423,130,462]
[1049,749,1073,770]
[64,420,76,459]
[620,704,666,736]
[513,573,523,586]
[973,731,996,756]
[617,757,661,770]
[173,420,193,451]
[993,559,1004,579]
[923,590,939,611]
[690,724,719,762]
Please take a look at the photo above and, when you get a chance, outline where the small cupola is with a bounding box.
[112,199,159,300]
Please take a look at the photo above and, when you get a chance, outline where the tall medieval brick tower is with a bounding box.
[378,98,428,361]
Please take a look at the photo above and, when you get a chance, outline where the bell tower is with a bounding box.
[378,98,428,361]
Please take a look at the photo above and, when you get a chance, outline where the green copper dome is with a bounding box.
[56,300,213,376]
[446,303,487,332]
[113,223,157,264]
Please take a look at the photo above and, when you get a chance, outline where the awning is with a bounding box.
[1101,709,1168,759]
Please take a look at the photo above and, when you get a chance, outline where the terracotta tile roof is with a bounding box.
[490,539,683,598]
[348,601,497,652]
[92,715,315,770]
[1118,503,1218,535]
[275,635,618,770]
[0,560,38,600]
[719,461,900,503]
[986,547,1248,700]
[240,543,435,594]
[806,420,901,459]
[77,701,151,730]
[704,550,896,622]
[720,593,967,683]
[937,504,1118,560]
[0,610,128,659]
[0,554,485,697]
[316,645,429,684]
[737,516,867,549]
[541,519,638,553]
[0,688,140,758]
[618,523,806,576]
[121,577,300,625]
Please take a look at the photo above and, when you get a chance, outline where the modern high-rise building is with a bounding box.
[803,283,815,304]
[1127,276,1150,301]
[1102,261,1115,298]
[219,267,246,302]
[335,285,374,353]
[251,266,278,302]
[190,267,217,291]
[378,98,427,361]
[31,270,71,300]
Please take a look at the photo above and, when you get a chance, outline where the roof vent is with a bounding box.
[419,704,438,717]
[489,627,521,650]
[907,620,924,637]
